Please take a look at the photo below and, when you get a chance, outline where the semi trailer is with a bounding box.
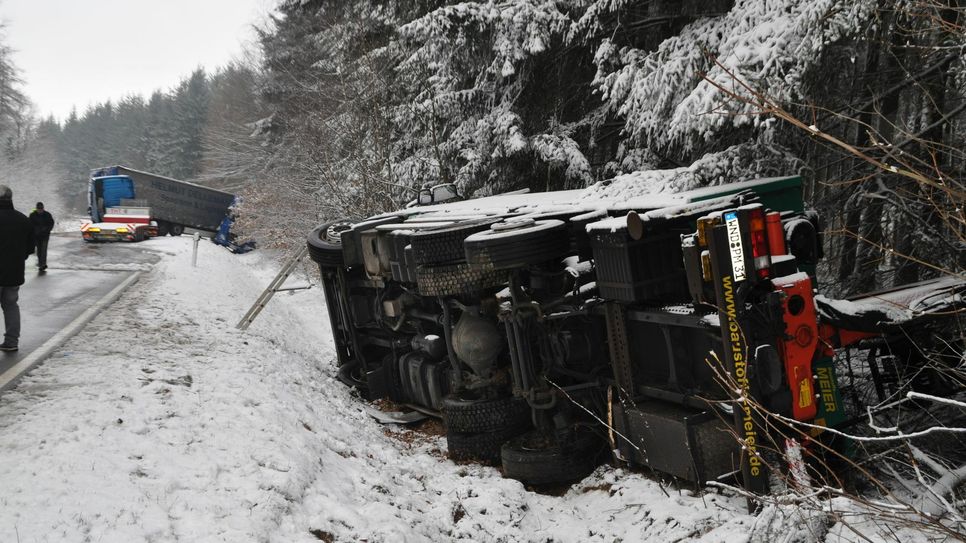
[88,166,235,237]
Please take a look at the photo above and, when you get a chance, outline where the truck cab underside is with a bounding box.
[306,176,965,498]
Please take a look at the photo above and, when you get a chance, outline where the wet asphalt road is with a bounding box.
[0,232,162,382]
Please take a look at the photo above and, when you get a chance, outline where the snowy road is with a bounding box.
[0,234,160,389]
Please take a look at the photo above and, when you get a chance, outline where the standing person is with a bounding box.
[29,202,54,271]
[0,185,35,351]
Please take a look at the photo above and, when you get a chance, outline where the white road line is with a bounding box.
[0,271,143,393]
[43,266,151,272]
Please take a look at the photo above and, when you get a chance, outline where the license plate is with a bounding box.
[724,211,746,282]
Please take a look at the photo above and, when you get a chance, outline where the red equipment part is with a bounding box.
[766,212,785,256]
[774,273,819,421]
[817,324,880,357]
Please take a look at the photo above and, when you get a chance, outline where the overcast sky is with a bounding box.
[1,0,275,122]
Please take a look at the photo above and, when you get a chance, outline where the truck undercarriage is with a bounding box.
[306,176,965,500]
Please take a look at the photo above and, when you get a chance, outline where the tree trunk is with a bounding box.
[896,0,960,285]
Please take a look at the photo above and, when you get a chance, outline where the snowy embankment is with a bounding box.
[0,236,896,543]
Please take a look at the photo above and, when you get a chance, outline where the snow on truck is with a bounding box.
[306,176,965,500]
[84,165,235,241]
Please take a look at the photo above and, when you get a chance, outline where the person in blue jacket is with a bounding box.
[0,185,35,351]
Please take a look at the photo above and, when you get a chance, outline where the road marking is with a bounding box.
[43,265,151,272]
[0,271,142,393]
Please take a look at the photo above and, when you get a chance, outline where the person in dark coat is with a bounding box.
[0,185,35,351]
[29,202,55,271]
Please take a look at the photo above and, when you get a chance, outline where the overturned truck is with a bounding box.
[306,176,964,497]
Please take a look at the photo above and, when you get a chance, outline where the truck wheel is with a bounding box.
[464,219,569,271]
[443,394,531,434]
[410,218,501,266]
[415,262,506,297]
[501,429,604,485]
[308,220,352,269]
[447,426,523,465]
[157,221,171,236]
[169,224,185,236]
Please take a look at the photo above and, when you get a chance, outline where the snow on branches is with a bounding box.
[395,2,595,195]
[400,2,571,81]
[579,142,802,201]
[259,0,886,225]
[436,108,592,196]
[593,0,877,156]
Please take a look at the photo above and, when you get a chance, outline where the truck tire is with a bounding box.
[410,218,501,266]
[169,224,185,236]
[157,221,171,237]
[519,210,591,258]
[464,219,569,271]
[443,394,530,434]
[447,426,523,465]
[308,220,352,269]
[501,429,604,485]
[415,262,506,297]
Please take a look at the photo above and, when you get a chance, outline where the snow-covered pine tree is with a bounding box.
[168,69,211,181]
[0,31,28,158]
[251,0,436,233]
[395,1,596,197]
[142,90,181,178]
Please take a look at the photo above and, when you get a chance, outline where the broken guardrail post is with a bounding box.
[236,246,308,330]
[192,232,200,267]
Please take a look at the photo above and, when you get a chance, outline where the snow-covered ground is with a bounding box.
[52,214,96,234]
[0,237,941,542]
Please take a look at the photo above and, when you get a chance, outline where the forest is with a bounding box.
[0,0,962,535]
[0,0,958,298]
